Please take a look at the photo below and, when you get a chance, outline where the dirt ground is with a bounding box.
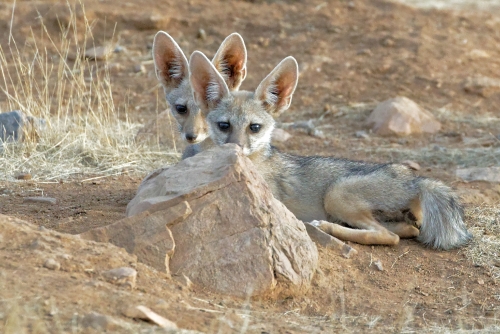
[1,0,500,332]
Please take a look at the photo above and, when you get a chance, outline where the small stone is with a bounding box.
[382,38,395,47]
[341,244,357,259]
[478,278,485,285]
[357,49,372,56]
[197,29,207,41]
[81,312,124,331]
[373,259,384,271]
[133,64,146,73]
[456,167,500,183]
[401,160,421,171]
[23,197,57,205]
[355,130,369,139]
[15,173,32,180]
[312,129,326,139]
[114,45,126,53]
[44,258,61,271]
[85,45,114,60]
[464,76,500,97]
[271,128,292,143]
[347,1,355,9]
[102,267,137,288]
[258,37,270,47]
[122,305,177,329]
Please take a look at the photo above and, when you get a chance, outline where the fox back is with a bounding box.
[152,32,247,155]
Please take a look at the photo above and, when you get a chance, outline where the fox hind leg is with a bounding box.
[322,188,399,245]
[380,221,420,238]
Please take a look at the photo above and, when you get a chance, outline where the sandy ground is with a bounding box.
[0,0,500,332]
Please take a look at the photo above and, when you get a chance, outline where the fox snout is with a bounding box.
[185,133,198,143]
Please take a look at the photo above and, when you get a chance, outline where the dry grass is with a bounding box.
[464,205,500,282]
[0,1,179,182]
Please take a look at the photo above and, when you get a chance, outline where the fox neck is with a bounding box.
[246,141,273,165]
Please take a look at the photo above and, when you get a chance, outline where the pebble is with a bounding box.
[133,64,146,73]
[23,197,57,205]
[122,305,178,329]
[382,38,395,47]
[15,173,32,180]
[373,259,384,271]
[197,28,207,41]
[355,130,369,139]
[44,258,61,271]
[102,267,137,288]
[401,160,421,171]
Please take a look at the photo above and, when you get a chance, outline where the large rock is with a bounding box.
[108,144,318,298]
[365,97,441,136]
[0,110,46,146]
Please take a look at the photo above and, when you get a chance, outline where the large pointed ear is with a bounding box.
[212,33,247,91]
[189,51,231,113]
[254,56,298,118]
[152,31,189,90]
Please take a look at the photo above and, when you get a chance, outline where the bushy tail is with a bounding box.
[417,178,472,250]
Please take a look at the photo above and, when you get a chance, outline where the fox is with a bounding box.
[187,50,473,250]
[152,31,247,159]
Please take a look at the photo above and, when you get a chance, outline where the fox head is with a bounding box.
[152,32,247,144]
[189,51,298,157]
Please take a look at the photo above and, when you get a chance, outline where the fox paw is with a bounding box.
[310,220,321,227]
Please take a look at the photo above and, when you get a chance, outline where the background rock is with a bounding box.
[365,97,441,136]
[456,167,500,183]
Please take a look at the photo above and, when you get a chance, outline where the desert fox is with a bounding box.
[152,31,247,159]
[187,51,472,250]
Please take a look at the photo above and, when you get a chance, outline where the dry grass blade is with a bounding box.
[0,1,179,182]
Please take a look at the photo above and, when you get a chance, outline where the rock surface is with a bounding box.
[464,76,500,97]
[116,144,318,298]
[80,203,182,273]
[456,167,500,183]
[0,110,46,146]
[102,267,137,288]
[365,97,441,136]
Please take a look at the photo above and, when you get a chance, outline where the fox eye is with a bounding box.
[218,122,230,132]
[175,105,187,114]
[249,124,261,133]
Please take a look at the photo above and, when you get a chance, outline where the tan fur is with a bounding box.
[189,51,472,249]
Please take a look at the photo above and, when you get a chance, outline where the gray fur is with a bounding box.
[190,52,472,250]
[417,178,472,250]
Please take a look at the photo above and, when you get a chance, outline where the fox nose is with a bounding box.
[185,133,198,142]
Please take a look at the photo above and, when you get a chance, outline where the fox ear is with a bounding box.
[255,56,298,118]
[189,51,230,113]
[152,31,189,90]
[212,33,247,91]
